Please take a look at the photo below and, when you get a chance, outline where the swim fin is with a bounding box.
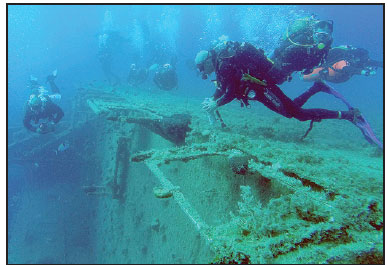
[46,69,57,83]
[320,83,383,149]
[352,111,383,149]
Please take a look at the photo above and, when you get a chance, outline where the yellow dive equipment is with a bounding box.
[241,73,267,86]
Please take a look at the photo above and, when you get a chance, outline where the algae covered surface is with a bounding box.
[82,84,383,264]
[7,81,383,264]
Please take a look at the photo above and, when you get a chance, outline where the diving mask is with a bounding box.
[314,31,331,43]
[197,56,214,78]
[313,20,333,48]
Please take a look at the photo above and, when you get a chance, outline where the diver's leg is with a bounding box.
[256,84,347,122]
[257,84,382,148]
[293,81,330,107]
[292,81,364,122]
[293,81,357,110]
[254,84,297,118]
[47,80,60,94]
[292,108,351,122]
[47,71,60,94]
[293,105,382,148]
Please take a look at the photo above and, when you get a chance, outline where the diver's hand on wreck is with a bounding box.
[202,97,217,112]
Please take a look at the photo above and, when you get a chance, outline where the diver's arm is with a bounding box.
[212,84,234,107]
[48,103,64,124]
[215,93,234,107]
[212,62,238,107]
[53,105,64,124]
[212,85,225,100]
[23,110,38,132]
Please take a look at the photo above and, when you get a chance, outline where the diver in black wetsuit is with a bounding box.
[267,19,334,84]
[127,63,149,87]
[153,63,178,91]
[196,41,358,124]
[23,94,64,134]
[195,20,362,128]
[303,45,383,83]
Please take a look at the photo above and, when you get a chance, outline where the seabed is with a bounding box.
[8,82,383,264]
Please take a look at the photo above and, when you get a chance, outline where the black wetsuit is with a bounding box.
[211,41,353,122]
[23,96,64,132]
[153,66,178,90]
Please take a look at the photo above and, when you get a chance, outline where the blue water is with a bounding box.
[7,4,383,264]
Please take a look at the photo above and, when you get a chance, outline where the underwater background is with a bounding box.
[8,4,383,264]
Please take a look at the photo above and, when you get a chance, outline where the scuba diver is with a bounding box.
[302,45,383,83]
[29,70,62,103]
[127,63,149,87]
[267,18,334,84]
[291,81,383,149]
[152,57,178,90]
[23,94,64,134]
[195,18,380,148]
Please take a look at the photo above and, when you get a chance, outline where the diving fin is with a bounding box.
[46,69,57,83]
[352,112,383,150]
[320,83,383,149]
